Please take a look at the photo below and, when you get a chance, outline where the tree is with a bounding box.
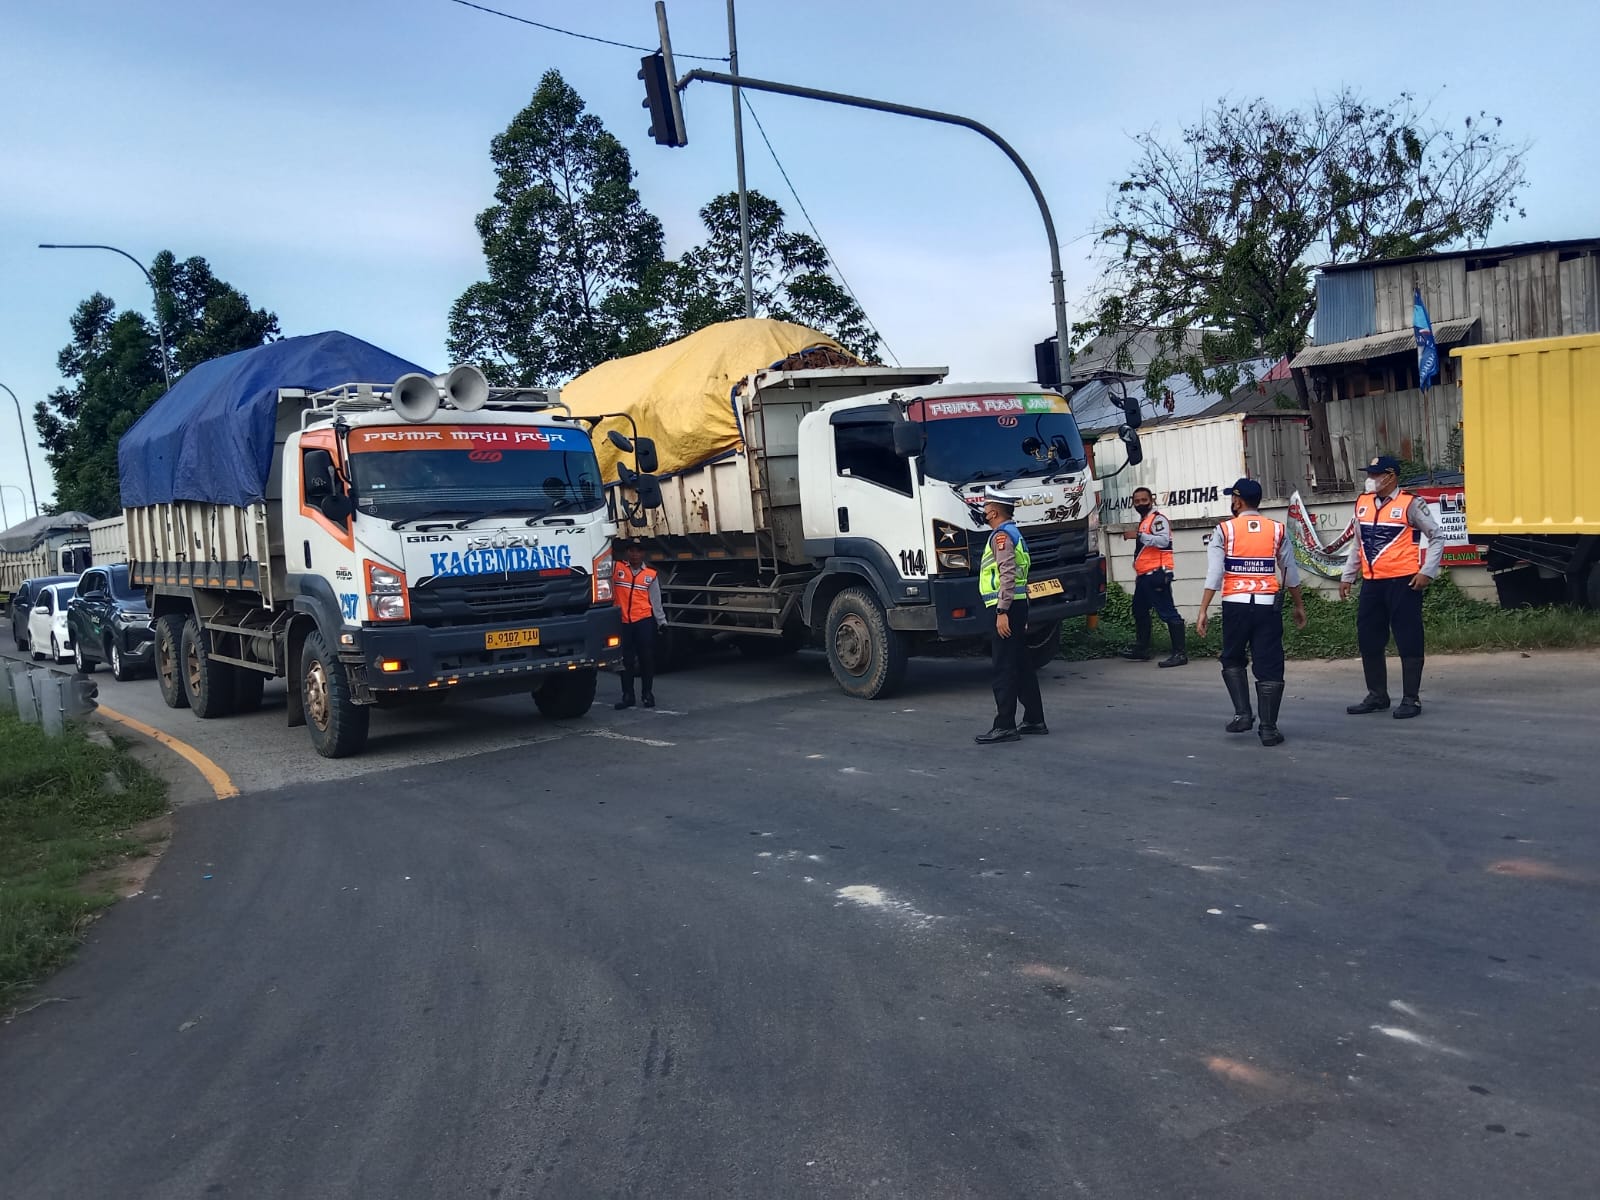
[449,70,669,386]
[1082,91,1526,485]
[34,259,279,516]
[666,190,880,361]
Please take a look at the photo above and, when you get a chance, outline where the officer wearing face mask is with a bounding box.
[1340,455,1445,719]
[1119,486,1187,667]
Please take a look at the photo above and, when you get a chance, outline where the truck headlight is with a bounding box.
[365,560,409,622]
[932,521,969,572]
[592,547,614,602]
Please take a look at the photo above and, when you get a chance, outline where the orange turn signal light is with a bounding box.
[606,635,621,648]
[379,659,405,673]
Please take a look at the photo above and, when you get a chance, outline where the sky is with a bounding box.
[3,0,1597,514]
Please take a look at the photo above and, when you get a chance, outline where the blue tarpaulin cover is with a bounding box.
[118,331,429,509]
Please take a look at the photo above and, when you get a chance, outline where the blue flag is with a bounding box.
[1414,288,1439,391]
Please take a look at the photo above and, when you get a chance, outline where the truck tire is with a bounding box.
[534,668,598,720]
[182,617,237,719]
[232,667,266,714]
[301,631,369,758]
[154,615,189,709]
[1025,619,1062,670]
[825,587,908,700]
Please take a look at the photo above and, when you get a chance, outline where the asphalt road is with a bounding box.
[3,647,1598,1198]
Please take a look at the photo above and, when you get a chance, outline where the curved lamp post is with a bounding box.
[38,243,172,391]
[1,381,41,518]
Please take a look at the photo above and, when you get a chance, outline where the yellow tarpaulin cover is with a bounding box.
[562,318,847,481]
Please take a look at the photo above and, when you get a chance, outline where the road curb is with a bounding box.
[95,705,239,802]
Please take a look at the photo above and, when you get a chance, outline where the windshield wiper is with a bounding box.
[389,510,474,531]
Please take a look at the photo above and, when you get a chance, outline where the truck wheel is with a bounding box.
[74,639,97,675]
[534,668,598,719]
[301,631,369,758]
[232,668,266,714]
[154,615,189,708]
[1025,619,1062,670]
[825,587,908,700]
[182,617,237,719]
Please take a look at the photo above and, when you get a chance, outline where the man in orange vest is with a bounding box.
[1195,478,1307,747]
[1340,455,1445,719]
[612,539,666,710]
[1119,486,1188,667]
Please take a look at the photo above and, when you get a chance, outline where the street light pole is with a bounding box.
[676,69,1073,390]
[0,381,40,518]
[726,0,754,319]
[38,243,173,391]
[0,483,27,528]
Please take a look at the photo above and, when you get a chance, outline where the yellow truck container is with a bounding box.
[1453,333,1600,607]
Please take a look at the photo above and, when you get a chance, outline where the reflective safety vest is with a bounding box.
[1133,509,1175,575]
[978,521,1031,608]
[1355,491,1423,580]
[613,562,658,624]
[1219,514,1284,596]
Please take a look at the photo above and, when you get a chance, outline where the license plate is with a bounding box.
[485,627,540,650]
[1027,578,1064,599]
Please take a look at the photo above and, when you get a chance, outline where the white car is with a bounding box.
[28,582,77,662]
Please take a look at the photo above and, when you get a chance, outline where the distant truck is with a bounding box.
[117,332,631,757]
[89,516,127,564]
[565,320,1141,698]
[1454,333,1599,608]
[0,513,94,608]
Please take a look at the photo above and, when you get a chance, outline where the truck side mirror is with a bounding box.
[1121,395,1143,430]
[607,430,635,454]
[1118,425,1144,467]
[633,437,659,474]
[633,474,664,510]
[319,494,355,523]
[892,419,923,459]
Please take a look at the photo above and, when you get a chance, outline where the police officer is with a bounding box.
[975,485,1047,744]
[1340,455,1445,719]
[612,539,666,710]
[1119,486,1188,667]
[1195,478,1307,747]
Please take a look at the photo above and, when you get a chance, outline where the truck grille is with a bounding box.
[965,521,1090,574]
[409,571,592,628]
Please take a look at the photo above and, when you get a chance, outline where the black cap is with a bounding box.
[1363,454,1401,475]
[1224,477,1263,505]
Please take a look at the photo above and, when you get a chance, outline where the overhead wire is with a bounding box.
[740,95,899,365]
[445,0,729,61]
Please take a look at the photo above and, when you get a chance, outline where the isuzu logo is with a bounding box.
[466,528,538,552]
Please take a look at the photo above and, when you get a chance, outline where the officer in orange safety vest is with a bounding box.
[1195,478,1307,747]
[612,539,666,710]
[1339,455,1445,719]
[1119,486,1188,667]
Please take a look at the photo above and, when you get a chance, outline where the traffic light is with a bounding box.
[1034,335,1061,390]
[639,52,687,147]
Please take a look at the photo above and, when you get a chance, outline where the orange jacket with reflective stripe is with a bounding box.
[613,562,658,624]
[1134,509,1175,575]
[1220,515,1283,596]
[1355,491,1423,580]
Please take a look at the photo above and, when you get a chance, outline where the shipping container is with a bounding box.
[1453,332,1600,607]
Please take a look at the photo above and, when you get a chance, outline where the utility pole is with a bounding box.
[675,67,1073,392]
[0,381,40,518]
[727,0,754,318]
[38,243,173,392]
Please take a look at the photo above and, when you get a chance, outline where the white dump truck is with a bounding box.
[565,320,1142,698]
[1,512,94,607]
[88,515,128,564]
[117,331,630,757]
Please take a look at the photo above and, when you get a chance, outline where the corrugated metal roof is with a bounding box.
[1290,317,1477,369]
[1318,238,1600,275]
[1070,358,1277,435]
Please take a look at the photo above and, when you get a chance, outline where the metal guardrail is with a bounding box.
[2,660,97,734]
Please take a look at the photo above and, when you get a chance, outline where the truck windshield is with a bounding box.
[908,394,1087,484]
[346,424,604,521]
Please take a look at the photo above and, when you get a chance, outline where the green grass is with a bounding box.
[1061,571,1600,662]
[0,713,167,1008]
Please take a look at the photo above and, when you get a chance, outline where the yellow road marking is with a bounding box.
[97,705,239,800]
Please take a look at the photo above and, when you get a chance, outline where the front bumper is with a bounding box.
[119,625,156,663]
[351,605,624,696]
[925,556,1106,638]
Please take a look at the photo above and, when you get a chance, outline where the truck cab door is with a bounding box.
[827,413,929,593]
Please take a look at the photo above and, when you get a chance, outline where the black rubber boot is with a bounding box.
[1159,622,1188,667]
[1256,680,1285,746]
[1119,647,1152,662]
[1394,657,1424,719]
[1346,652,1390,714]
[1222,667,1254,733]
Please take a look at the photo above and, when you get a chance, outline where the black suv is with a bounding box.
[10,575,77,651]
[68,564,154,680]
